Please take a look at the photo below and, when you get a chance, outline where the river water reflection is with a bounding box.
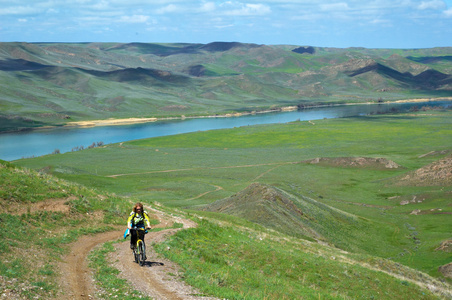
[1,101,450,161]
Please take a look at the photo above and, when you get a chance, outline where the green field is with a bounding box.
[2,107,451,298]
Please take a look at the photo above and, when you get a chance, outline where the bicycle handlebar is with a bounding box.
[129,227,148,233]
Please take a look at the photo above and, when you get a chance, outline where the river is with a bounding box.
[1,101,450,161]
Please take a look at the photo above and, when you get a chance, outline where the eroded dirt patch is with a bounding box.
[436,240,452,253]
[302,157,402,169]
[4,196,76,215]
[397,155,452,186]
[438,263,452,279]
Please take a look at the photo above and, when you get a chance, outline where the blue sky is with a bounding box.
[1,0,451,48]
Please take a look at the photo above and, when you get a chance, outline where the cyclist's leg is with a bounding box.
[130,230,137,249]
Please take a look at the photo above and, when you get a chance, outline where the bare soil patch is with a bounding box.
[397,155,452,186]
[2,196,76,215]
[438,263,452,279]
[435,240,452,253]
[302,157,402,169]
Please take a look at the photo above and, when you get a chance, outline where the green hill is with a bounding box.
[203,182,362,244]
[1,42,451,132]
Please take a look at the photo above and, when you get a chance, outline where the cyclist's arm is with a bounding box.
[127,212,134,229]
[144,211,151,229]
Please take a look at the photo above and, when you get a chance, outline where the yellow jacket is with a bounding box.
[127,211,151,228]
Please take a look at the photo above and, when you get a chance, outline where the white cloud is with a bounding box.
[221,2,271,16]
[370,18,392,26]
[77,16,112,25]
[0,5,41,15]
[444,7,452,16]
[46,8,59,14]
[215,23,234,29]
[156,4,182,14]
[418,0,447,10]
[109,0,185,4]
[89,0,111,10]
[200,2,216,12]
[118,15,150,23]
[0,0,451,47]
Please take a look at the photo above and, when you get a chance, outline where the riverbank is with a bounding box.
[389,97,452,103]
[3,98,451,161]
[63,106,302,128]
[2,97,451,134]
[62,97,452,129]
[64,117,159,128]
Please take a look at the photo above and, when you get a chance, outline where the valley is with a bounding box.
[0,42,451,299]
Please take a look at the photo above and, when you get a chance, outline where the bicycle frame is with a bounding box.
[130,227,147,266]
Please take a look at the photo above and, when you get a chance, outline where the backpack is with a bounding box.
[130,211,149,227]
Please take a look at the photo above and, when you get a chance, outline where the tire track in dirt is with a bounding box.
[58,207,218,300]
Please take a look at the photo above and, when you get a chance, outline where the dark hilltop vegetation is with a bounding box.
[0,41,451,132]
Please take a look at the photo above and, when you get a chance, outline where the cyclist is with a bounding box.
[127,202,151,250]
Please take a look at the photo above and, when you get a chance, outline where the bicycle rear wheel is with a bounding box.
[137,240,146,266]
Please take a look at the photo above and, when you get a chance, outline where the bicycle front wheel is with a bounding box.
[137,240,146,266]
[133,246,139,263]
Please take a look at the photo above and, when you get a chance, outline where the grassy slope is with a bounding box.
[155,218,446,299]
[0,160,135,299]
[15,110,452,281]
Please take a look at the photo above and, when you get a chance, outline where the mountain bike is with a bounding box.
[130,227,147,266]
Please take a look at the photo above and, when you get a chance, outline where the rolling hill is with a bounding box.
[203,182,363,245]
[1,42,451,132]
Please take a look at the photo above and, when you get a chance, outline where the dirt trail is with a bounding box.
[107,162,295,178]
[58,207,217,300]
[58,229,124,299]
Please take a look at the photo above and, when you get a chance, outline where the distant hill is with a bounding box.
[0,41,451,131]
